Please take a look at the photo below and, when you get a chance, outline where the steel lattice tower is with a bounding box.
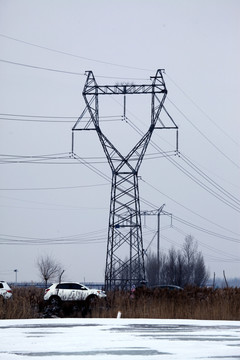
[72,69,178,291]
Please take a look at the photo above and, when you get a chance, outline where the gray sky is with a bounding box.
[0,0,239,284]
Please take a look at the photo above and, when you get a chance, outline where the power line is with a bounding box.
[142,179,240,238]
[2,63,238,208]
[172,214,240,243]
[0,33,152,72]
[0,113,77,119]
[125,114,240,212]
[167,97,240,170]
[180,153,240,206]
[0,58,149,80]
[0,183,108,191]
[165,72,240,148]
[0,151,176,165]
[172,225,239,262]
[0,58,85,76]
[113,90,240,199]
[0,114,123,123]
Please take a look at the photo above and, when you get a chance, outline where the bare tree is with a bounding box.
[193,252,209,286]
[145,252,159,286]
[182,235,209,287]
[146,235,209,287]
[146,252,167,286]
[37,255,63,287]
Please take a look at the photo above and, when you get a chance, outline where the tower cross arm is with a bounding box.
[83,84,167,95]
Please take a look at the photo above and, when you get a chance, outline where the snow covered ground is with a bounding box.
[0,318,239,359]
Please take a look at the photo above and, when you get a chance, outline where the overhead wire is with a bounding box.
[171,214,240,243]
[0,183,109,191]
[180,153,240,206]
[0,230,106,241]
[0,58,149,80]
[0,150,176,165]
[172,225,240,263]
[0,33,152,72]
[165,72,240,148]
[142,179,240,237]
[1,112,239,242]
[124,113,240,213]
[0,113,123,123]
[72,144,240,244]
[143,221,239,264]
[0,58,85,76]
[0,58,239,250]
[167,97,240,170]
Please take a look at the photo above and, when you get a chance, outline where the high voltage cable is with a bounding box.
[0,183,108,191]
[0,236,106,245]
[165,72,240,148]
[0,58,85,76]
[72,153,111,183]
[0,228,108,245]
[0,114,123,123]
[0,113,78,119]
[1,138,238,237]
[1,152,239,245]
[171,225,239,261]
[167,154,240,212]
[0,33,152,72]
[0,151,176,165]
[0,113,121,119]
[73,153,158,210]
[0,70,238,243]
[3,152,239,244]
[171,215,240,243]
[142,179,240,238]
[0,58,149,80]
[0,153,74,165]
[1,138,238,236]
[180,153,240,206]
[167,97,240,170]
[125,115,240,213]
[118,97,240,211]
[138,222,239,263]
[143,216,239,263]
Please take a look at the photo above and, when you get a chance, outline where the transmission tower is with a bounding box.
[72,69,178,291]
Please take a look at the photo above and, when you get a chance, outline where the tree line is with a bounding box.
[36,235,209,289]
[146,235,209,287]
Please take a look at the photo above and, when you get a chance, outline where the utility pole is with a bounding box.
[141,206,172,284]
[72,70,178,290]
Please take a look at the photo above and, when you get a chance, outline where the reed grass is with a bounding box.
[0,286,239,320]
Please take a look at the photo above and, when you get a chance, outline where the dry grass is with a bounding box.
[0,286,239,320]
[92,286,240,320]
[0,286,44,319]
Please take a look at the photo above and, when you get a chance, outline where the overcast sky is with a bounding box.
[0,0,239,284]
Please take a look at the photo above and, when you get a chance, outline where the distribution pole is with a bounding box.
[141,206,173,284]
[157,210,161,284]
[72,70,178,290]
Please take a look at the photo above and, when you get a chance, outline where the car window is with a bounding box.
[0,283,3,288]
[72,283,86,290]
[56,283,73,290]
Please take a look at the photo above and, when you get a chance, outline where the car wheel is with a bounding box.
[86,295,97,308]
[49,296,61,306]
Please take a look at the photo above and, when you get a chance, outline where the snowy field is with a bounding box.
[0,318,239,359]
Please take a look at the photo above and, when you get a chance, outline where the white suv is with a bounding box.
[44,282,106,305]
[0,281,12,299]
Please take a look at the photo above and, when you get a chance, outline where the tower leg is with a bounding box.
[105,172,145,290]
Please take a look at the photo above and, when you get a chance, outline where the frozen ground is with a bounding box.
[0,318,239,359]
